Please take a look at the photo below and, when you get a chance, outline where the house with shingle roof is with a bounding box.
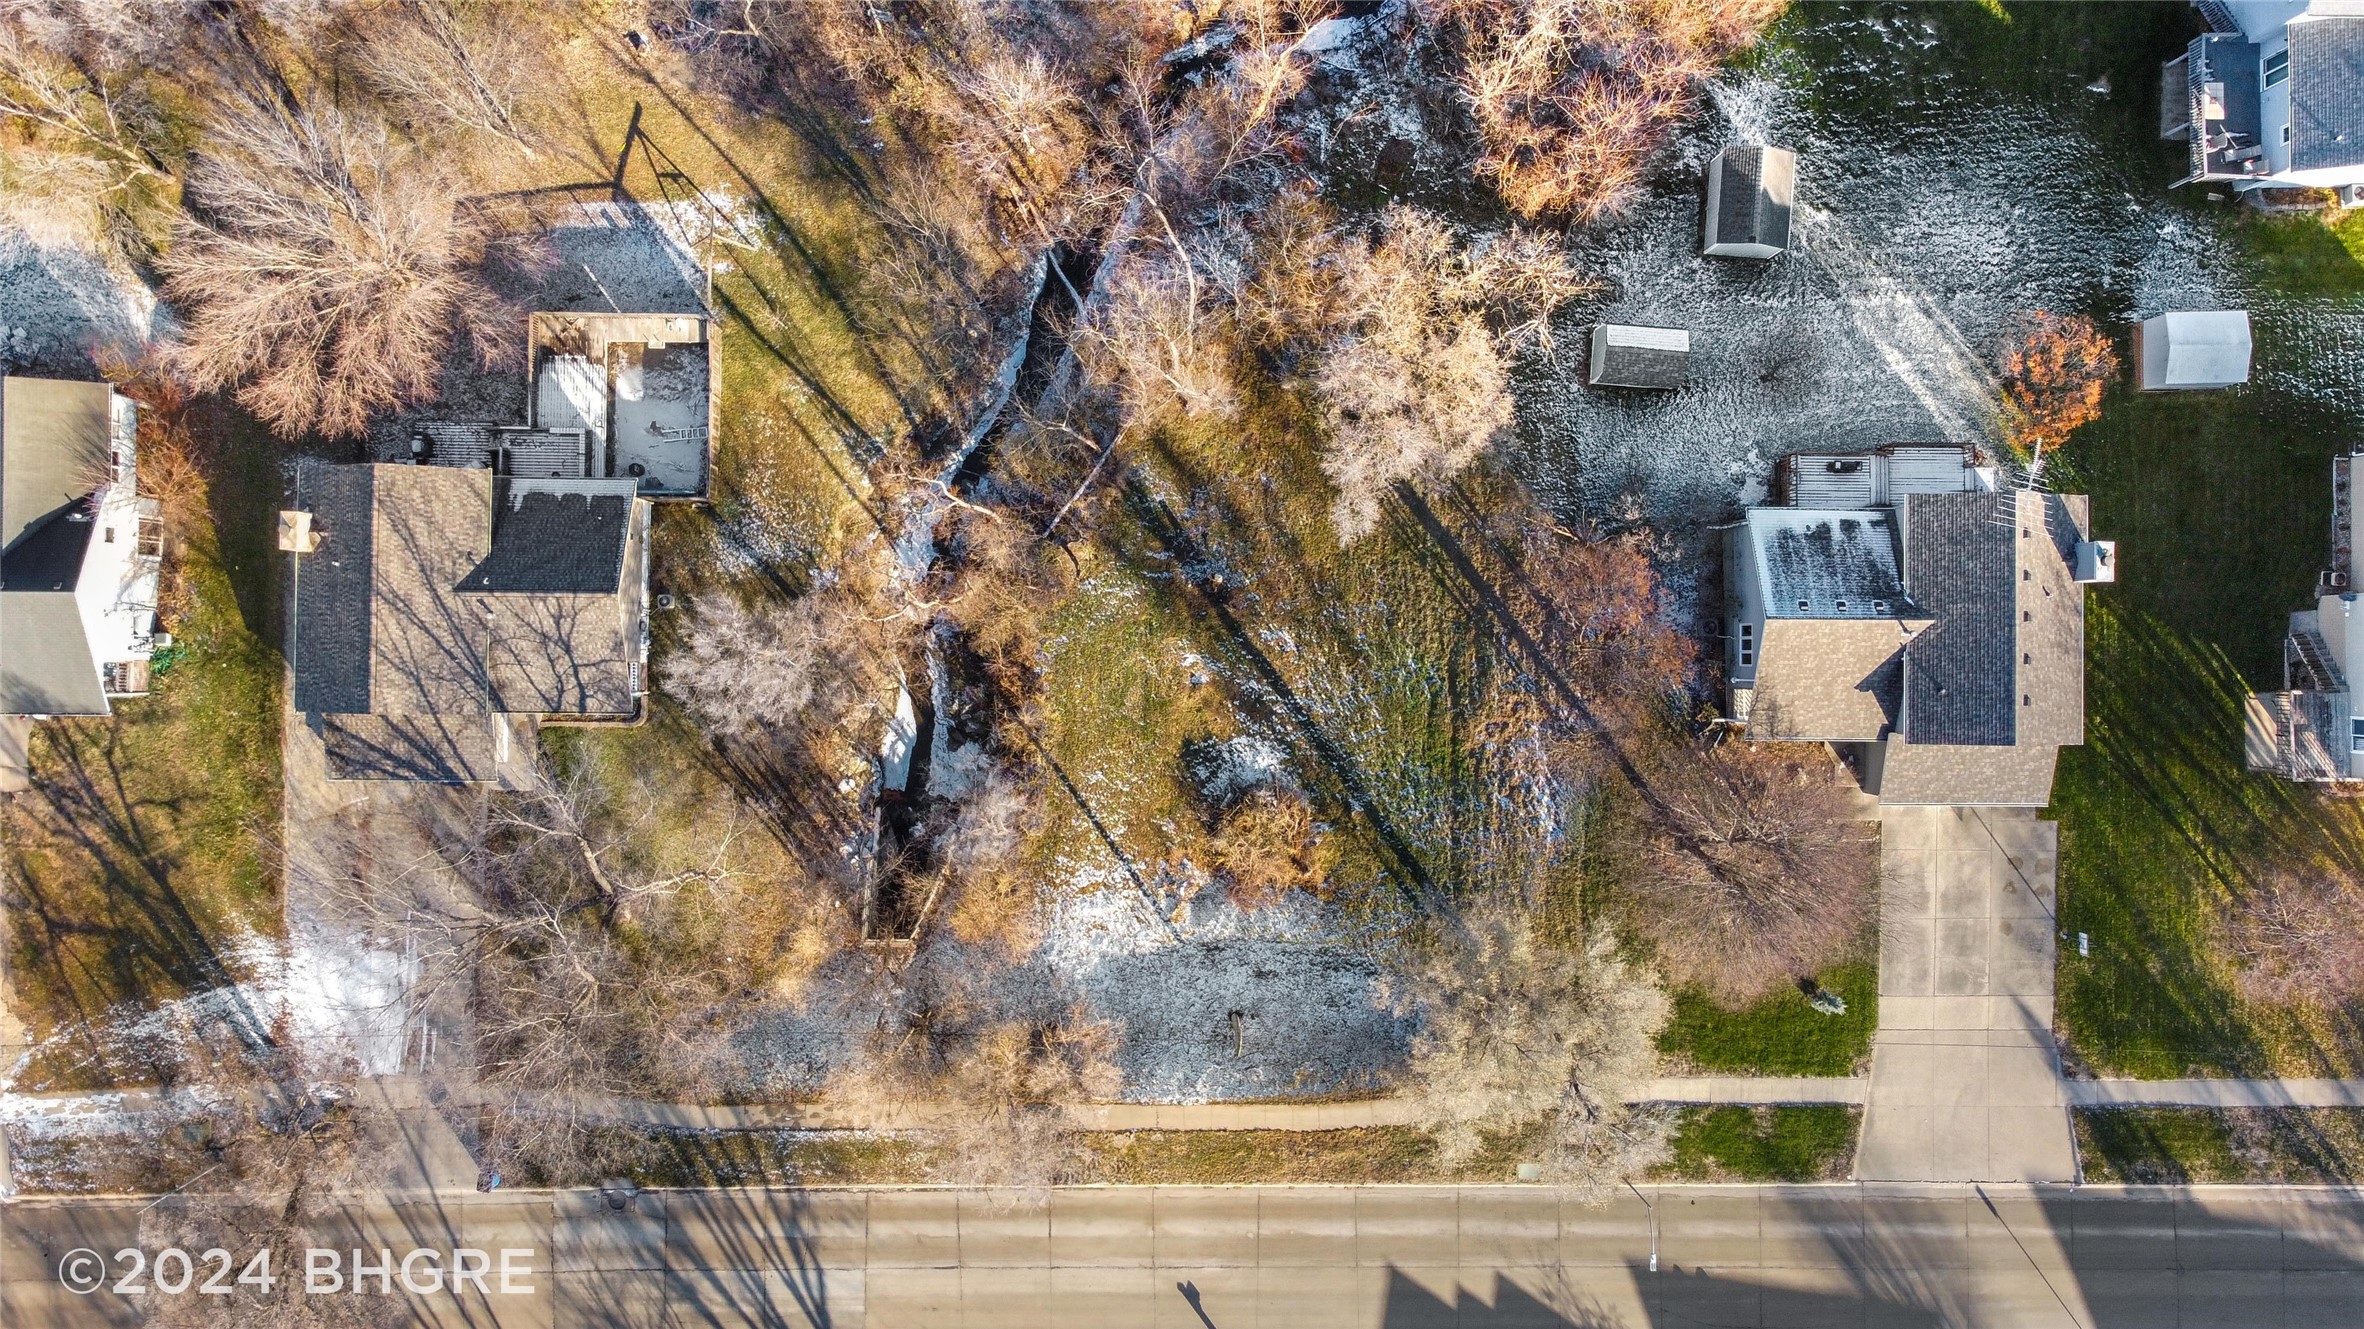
[2162,1,2364,197]
[1,376,163,722]
[2249,447,2364,780]
[285,460,649,784]
[1722,444,2113,808]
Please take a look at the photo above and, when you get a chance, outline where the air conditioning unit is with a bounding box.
[2332,571,2351,590]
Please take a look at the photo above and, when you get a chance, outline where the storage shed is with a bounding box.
[1588,324,1689,390]
[1704,144,1796,259]
[2135,310,2251,390]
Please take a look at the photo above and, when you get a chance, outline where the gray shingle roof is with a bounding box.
[2290,16,2364,172]
[1706,145,1794,254]
[0,591,104,715]
[291,462,378,715]
[1875,733,2062,807]
[1900,491,2018,746]
[2,376,109,554]
[290,464,645,772]
[465,480,635,594]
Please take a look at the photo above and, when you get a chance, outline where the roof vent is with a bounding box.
[277,510,320,553]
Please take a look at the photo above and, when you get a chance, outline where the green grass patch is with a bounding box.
[2050,368,2364,1078]
[1657,1106,1860,1183]
[1657,960,1878,1077]
[2074,1106,2364,1184]
[3,405,284,1090]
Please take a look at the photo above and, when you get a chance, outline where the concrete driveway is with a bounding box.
[1859,808,2074,1183]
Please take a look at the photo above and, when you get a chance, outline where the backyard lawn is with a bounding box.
[1,402,284,1090]
[2051,241,2364,1078]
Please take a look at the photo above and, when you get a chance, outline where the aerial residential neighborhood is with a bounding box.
[2,2,2363,1326]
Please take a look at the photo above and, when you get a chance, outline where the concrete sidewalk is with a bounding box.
[2071,1079,2364,1108]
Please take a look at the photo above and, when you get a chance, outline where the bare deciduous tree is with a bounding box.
[160,97,521,439]
[1317,206,1593,539]
[1616,737,1876,1005]
[346,0,548,158]
[1424,0,1788,222]
[1392,905,1670,1190]
[2225,865,2364,1008]
[664,591,882,740]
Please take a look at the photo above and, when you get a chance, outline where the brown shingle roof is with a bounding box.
[1746,617,1925,741]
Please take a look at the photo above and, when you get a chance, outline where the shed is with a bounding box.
[1588,324,1689,390]
[2135,310,2251,390]
[1704,144,1796,259]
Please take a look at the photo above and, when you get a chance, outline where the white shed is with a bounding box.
[2136,310,2251,390]
[1588,324,1690,390]
[1704,145,1797,259]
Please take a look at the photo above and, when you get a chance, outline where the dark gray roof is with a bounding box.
[1754,511,1915,618]
[1,500,93,592]
[1898,490,2088,749]
[1708,145,1793,252]
[465,481,634,594]
[0,590,104,714]
[291,462,377,715]
[1899,491,2018,746]
[2290,17,2364,171]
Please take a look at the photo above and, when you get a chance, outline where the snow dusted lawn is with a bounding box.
[1040,881,1408,1103]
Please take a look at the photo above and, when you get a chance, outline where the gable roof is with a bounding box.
[2289,16,2364,171]
[1751,509,1917,619]
[1,376,110,555]
[1876,732,2063,807]
[1897,489,2088,749]
[0,591,105,714]
[464,480,636,594]
[291,462,644,744]
[1746,617,1924,741]
[1899,491,2018,746]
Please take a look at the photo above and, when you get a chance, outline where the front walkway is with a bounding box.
[1858,807,2077,1182]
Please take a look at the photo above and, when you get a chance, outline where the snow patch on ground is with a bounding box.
[1033,880,1409,1103]
[0,225,160,371]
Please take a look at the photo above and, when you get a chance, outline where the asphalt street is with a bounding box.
[8,1183,2364,1327]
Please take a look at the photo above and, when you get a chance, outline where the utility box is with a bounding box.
[2136,310,2251,390]
[1704,144,1796,259]
[1588,324,1690,390]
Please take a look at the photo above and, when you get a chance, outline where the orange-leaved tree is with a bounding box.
[1997,311,2118,457]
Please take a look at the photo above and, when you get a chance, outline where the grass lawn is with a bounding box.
[2050,313,2364,1078]
[1,403,284,1091]
[2077,1107,2364,1184]
[1655,1106,1860,1183]
[1657,959,1878,1077]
